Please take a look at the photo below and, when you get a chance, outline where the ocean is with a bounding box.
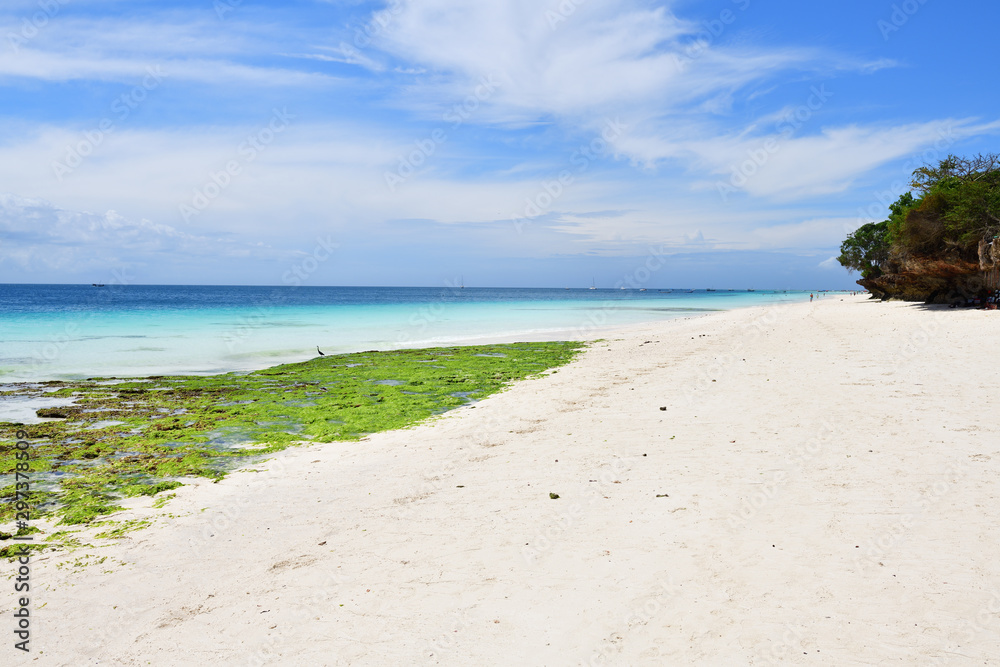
[0,284,811,381]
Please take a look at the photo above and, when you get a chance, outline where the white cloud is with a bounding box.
[0,48,333,86]
[0,193,287,273]
[0,16,337,86]
[686,119,1000,200]
[287,43,387,73]
[749,217,860,250]
[356,0,976,202]
[374,0,816,126]
[0,117,849,267]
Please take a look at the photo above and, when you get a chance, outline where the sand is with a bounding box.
[8,296,1000,665]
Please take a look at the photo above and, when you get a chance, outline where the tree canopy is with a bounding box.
[840,153,1000,276]
[838,220,890,279]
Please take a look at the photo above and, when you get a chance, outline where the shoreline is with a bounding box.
[1,342,581,530]
[8,295,998,664]
[0,287,815,383]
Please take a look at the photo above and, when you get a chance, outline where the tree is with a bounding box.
[838,153,1000,301]
[838,220,890,279]
[885,191,918,244]
[910,153,1000,195]
[839,154,999,272]
[902,153,1000,253]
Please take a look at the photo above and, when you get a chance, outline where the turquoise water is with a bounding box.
[0,285,811,381]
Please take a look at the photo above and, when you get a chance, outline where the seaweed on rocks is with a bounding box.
[0,342,582,527]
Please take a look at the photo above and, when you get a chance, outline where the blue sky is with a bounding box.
[1,0,998,289]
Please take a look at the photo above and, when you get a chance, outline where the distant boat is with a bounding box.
[747,288,755,292]
[639,288,647,292]
[620,286,626,290]
[460,275,465,289]
[589,277,597,290]
[91,283,105,287]
[706,289,716,292]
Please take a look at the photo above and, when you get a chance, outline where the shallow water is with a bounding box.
[0,395,78,424]
[0,284,810,381]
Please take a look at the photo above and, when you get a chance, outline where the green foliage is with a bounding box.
[842,153,1000,270]
[898,154,1000,255]
[940,169,1000,245]
[885,192,918,245]
[838,220,891,278]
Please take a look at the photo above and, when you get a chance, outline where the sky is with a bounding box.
[1,0,999,289]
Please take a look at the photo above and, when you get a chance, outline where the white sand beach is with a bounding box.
[14,296,1000,665]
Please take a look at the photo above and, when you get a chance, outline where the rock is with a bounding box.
[36,407,70,418]
[859,249,989,303]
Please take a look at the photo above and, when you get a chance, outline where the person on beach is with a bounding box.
[810,293,814,301]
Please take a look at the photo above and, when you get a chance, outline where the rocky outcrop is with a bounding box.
[858,250,988,303]
[980,237,1000,292]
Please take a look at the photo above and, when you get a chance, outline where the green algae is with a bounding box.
[0,342,582,529]
[151,492,176,509]
[93,518,152,540]
[0,543,48,559]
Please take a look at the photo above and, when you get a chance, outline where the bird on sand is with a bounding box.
[316,346,325,356]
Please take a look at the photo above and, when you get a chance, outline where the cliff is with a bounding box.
[859,238,1000,303]
[839,155,1000,303]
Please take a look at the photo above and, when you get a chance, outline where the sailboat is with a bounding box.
[589,277,597,290]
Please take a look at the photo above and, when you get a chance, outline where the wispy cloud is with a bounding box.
[0,15,338,86]
[0,193,289,273]
[298,43,387,72]
[354,0,953,201]
[370,0,814,124]
[0,50,334,86]
[685,118,1000,200]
